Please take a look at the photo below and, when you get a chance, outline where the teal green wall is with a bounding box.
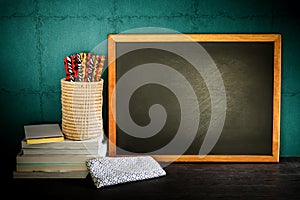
[1,0,299,168]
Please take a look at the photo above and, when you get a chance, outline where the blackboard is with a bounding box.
[107,34,281,162]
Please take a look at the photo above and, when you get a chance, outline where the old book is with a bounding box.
[21,137,107,156]
[16,153,98,164]
[22,148,101,155]
[21,133,104,149]
[13,170,89,179]
[16,163,87,172]
[24,124,64,144]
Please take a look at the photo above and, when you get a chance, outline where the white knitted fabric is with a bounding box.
[86,156,166,188]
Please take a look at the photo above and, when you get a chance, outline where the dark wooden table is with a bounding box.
[4,157,300,200]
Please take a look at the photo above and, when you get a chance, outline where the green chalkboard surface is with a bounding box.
[108,34,281,162]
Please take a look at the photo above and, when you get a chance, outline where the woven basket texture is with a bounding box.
[61,78,104,140]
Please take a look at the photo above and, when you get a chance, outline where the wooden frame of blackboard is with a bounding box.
[108,34,281,163]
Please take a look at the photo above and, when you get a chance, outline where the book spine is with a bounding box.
[16,164,87,172]
[26,136,64,145]
[22,149,101,155]
[16,155,96,163]
[13,170,88,179]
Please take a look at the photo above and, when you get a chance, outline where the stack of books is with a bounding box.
[13,124,107,179]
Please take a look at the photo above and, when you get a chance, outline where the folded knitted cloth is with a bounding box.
[86,156,166,188]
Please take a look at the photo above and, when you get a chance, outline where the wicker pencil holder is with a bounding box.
[61,78,104,140]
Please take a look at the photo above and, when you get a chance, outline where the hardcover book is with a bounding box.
[21,133,104,149]
[13,170,89,179]
[24,124,64,144]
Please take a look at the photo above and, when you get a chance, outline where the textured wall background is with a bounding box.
[1,0,299,170]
